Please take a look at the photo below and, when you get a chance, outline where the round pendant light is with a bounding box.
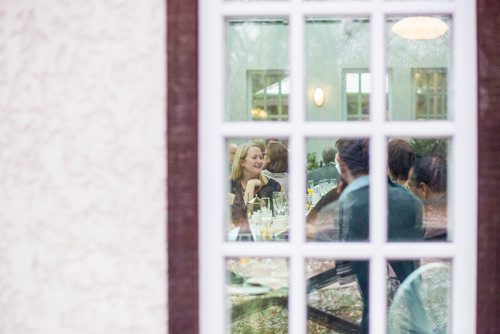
[392,16,448,40]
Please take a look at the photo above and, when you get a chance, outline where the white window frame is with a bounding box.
[199,1,477,333]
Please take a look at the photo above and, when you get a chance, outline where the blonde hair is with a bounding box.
[230,143,268,185]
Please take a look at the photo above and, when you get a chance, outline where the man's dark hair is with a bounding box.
[322,145,336,164]
[388,139,415,181]
[410,156,447,193]
[335,138,369,176]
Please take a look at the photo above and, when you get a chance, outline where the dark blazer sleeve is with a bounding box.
[388,184,424,241]
[341,188,370,242]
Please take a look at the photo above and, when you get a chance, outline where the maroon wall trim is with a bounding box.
[477,0,500,332]
[167,0,198,333]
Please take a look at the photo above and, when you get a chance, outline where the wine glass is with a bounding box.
[272,191,285,217]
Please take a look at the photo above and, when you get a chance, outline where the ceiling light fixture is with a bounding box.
[392,16,448,40]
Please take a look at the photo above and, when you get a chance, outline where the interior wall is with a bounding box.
[227,18,450,122]
[0,1,167,333]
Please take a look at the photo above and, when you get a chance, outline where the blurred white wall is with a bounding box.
[0,1,167,333]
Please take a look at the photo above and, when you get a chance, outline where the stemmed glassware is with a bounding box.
[272,191,286,217]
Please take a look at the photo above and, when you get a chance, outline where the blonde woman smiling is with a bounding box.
[229,143,281,229]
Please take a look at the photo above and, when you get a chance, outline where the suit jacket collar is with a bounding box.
[340,175,369,199]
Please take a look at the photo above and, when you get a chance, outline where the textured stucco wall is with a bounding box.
[0,1,167,333]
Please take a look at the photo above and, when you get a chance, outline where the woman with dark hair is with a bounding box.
[388,139,415,187]
[408,156,447,240]
[262,142,288,192]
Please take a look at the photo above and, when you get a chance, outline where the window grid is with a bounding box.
[344,70,371,121]
[342,69,390,121]
[412,68,448,120]
[248,70,289,121]
[199,1,476,334]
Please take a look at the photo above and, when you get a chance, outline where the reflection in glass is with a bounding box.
[226,138,289,242]
[306,259,366,333]
[249,70,289,121]
[386,16,451,121]
[305,138,444,243]
[413,68,447,120]
[226,19,289,121]
[305,138,344,241]
[388,260,451,333]
[405,138,450,241]
[306,17,370,121]
[227,257,288,332]
[387,138,450,241]
[305,258,450,334]
[387,138,451,241]
[306,138,371,242]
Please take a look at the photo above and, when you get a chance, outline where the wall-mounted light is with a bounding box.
[392,16,448,40]
[313,88,325,107]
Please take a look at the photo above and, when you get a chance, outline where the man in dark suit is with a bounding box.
[307,145,340,186]
[335,138,424,333]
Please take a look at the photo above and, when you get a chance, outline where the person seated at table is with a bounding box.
[334,138,424,333]
[388,139,415,189]
[262,142,288,192]
[306,145,340,187]
[252,138,267,156]
[227,142,238,170]
[306,178,347,241]
[407,155,447,240]
[229,143,281,235]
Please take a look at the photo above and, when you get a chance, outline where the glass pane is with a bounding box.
[306,17,370,121]
[305,138,370,242]
[306,258,451,334]
[227,138,289,242]
[386,138,450,241]
[306,259,367,332]
[387,259,451,333]
[227,257,289,332]
[386,16,451,121]
[226,18,289,121]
